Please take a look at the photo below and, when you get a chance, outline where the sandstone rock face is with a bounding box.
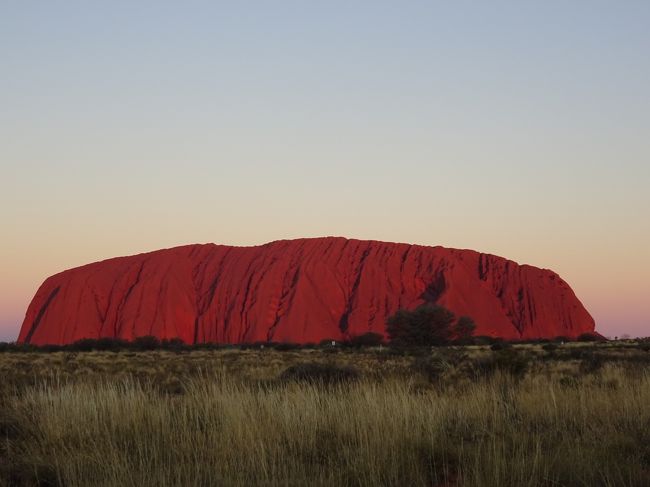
[18,238,595,345]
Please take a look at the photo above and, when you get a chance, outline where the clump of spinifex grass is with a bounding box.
[1,346,650,486]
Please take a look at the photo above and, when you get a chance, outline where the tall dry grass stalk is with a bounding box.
[3,357,649,486]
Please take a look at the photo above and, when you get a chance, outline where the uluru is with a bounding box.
[18,237,595,345]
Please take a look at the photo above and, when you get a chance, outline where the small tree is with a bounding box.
[577,333,604,343]
[349,332,384,348]
[386,305,457,347]
[453,316,476,343]
[161,337,187,351]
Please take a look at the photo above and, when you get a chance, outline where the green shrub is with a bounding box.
[578,333,604,343]
[349,332,384,348]
[68,337,129,352]
[490,341,511,351]
[38,344,65,352]
[193,342,226,350]
[131,336,160,351]
[274,342,301,352]
[161,338,187,352]
[542,343,558,353]
[470,336,500,345]
[0,342,36,353]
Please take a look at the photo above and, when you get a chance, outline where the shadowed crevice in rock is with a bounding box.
[24,286,60,344]
[421,272,447,304]
[338,244,372,334]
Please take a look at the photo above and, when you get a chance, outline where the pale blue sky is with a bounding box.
[2,1,649,340]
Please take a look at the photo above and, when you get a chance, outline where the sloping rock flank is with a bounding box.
[18,238,595,345]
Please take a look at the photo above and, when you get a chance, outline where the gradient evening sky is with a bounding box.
[1,1,649,341]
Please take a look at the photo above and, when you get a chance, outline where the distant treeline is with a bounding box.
[5,304,620,352]
[0,332,623,353]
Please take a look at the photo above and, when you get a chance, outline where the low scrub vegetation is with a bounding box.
[1,341,649,486]
[280,362,360,385]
